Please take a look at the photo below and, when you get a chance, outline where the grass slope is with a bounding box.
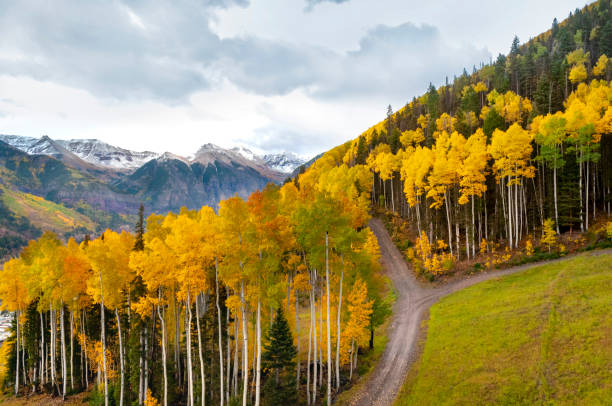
[0,185,95,235]
[396,253,612,405]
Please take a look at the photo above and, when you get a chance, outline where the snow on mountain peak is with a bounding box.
[56,139,159,170]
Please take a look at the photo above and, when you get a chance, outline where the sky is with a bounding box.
[0,0,587,158]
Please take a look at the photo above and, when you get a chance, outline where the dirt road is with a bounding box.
[347,218,611,406]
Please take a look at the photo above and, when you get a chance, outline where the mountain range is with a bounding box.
[0,134,307,258]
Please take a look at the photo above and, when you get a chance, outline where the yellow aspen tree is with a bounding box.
[488,123,535,248]
[459,128,489,258]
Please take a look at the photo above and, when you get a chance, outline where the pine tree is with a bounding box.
[262,308,297,406]
[133,204,145,252]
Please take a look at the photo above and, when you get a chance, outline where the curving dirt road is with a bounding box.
[347,218,611,406]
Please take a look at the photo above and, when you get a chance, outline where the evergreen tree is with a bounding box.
[262,308,297,406]
[133,204,145,252]
[600,20,612,56]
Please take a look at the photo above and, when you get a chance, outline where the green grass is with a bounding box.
[0,185,96,234]
[395,253,612,405]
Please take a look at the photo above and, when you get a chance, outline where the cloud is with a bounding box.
[305,0,351,11]
[0,1,489,108]
[311,23,490,101]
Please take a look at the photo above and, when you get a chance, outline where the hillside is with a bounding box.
[396,252,612,404]
[293,0,612,279]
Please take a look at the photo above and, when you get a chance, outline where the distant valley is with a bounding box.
[0,134,308,258]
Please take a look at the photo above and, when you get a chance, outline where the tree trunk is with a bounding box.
[82,309,88,389]
[158,289,168,406]
[335,260,343,391]
[174,292,181,387]
[296,284,300,391]
[14,310,19,396]
[226,293,231,403]
[139,328,144,405]
[61,304,67,399]
[312,271,317,404]
[116,309,125,406]
[40,312,45,386]
[50,306,56,388]
[325,232,332,406]
[233,314,239,398]
[195,293,206,406]
[554,165,559,233]
[255,298,261,406]
[70,310,74,391]
[240,280,248,406]
[307,286,312,406]
[186,291,194,406]
[444,192,453,255]
[99,273,109,406]
[215,261,224,406]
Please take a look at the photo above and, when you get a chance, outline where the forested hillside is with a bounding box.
[0,1,611,406]
[336,0,612,274]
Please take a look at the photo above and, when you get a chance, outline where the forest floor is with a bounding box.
[345,217,612,406]
[0,391,90,405]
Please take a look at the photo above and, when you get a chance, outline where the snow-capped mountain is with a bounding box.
[56,139,159,170]
[263,152,305,173]
[0,135,306,175]
[0,134,158,171]
[0,134,65,156]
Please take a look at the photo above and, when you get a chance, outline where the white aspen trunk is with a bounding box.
[307,287,312,406]
[116,309,125,406]
[325,232,332,406]
[319,284,323,390]
[312,272,317,404]
[144,325,148,403]
[195,294,205,406]
[592,167,596,222]
[50,306,55,388]
[484,190,489,243]
[349,339,354,381]
[14,311,19,396]
[70,310,74,391]
[226,292,231,403]
[391,177,395,213]
[455,221,461,261]
[99,273,109,406]
[465,215,470,260]
[215,261,224,406]
[383,179,387,208]
[174,292,181,387]
[296,284,301,391]
[158,289,168,406]
[61,304,67,398]
[586,161,590,230]
[444,192,453,255]
[40,312,45,386]
[138,329,144,405]
[507,179,513,248]
[82,310,88,389]
[514,183,519,245]
[187,291,194,406]
[554,165,559,233]
[255,298,261,406]
[240,280,248,406]
[415,196,422,236]
[233,315,239,397]
[335,261,343,390]
[579,149,584,232]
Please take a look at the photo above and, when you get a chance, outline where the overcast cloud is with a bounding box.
[0,0,586,157]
